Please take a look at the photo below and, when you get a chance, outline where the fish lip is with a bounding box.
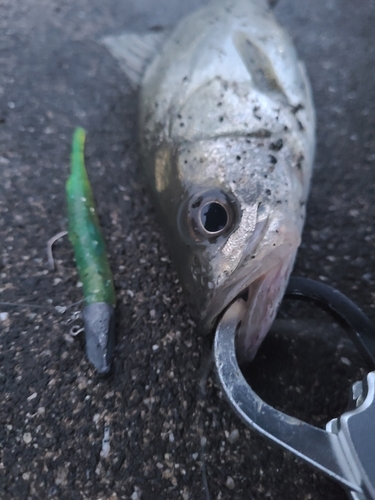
[201,222,270,331]
[202,258,282,333]
[200,217,301,335]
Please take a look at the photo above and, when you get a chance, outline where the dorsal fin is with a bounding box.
[100,31,168,89]
[233,31,289,102]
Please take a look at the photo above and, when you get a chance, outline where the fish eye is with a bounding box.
[200,202,228,234]
[186,189,238,240]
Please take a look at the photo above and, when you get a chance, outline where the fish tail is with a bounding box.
[70,127,87,178]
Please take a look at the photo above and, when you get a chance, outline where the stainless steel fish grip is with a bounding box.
[214,278,375,499]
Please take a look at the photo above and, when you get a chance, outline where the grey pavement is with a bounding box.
[1,0,375,498]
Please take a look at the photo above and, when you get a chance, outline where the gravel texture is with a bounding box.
[0,0,375,499]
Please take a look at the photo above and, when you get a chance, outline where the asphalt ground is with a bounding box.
[1,0,375,499]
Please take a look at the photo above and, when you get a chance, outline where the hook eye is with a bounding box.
[70,324,84,337]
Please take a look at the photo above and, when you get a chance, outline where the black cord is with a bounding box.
[285,277,375,368]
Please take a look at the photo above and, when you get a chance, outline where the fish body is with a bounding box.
[103,0,315,359]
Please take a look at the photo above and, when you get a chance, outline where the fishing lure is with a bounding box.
[66,127,116,373]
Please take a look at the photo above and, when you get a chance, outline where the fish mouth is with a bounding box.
[202,217,301,361]
[234,259,296,362]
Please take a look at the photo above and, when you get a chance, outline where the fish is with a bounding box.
[101,0,315,360]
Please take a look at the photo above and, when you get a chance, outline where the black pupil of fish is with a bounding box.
[201,202,228,233]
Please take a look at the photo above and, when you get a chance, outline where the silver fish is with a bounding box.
[102,0,315,360]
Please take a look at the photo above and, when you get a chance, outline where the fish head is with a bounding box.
[156,134,306,360]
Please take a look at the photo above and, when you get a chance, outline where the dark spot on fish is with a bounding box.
[251,255,256,259]
[266,189,271,195]
[219,116,224,122]
[150,25,165,32]
[246,139,251,144]
[292,103,304,114]
[247,129,271,138]
[264,174,268,178]
[277,200,282,204]
[300,201,305,207]
[192,197,203,209]
[296,154,304,170]
[217,102,222,107]
[177,114,182,119]
[154,102,159,108]
[199,158,204,163]
[269,155,277,165]
[273,243,276,246]
[201,276,209,286]
[184,160,188,164]
[180,122,185,127]
[236,155,241,161]
[284,126,288,132]
[183,76,188,82]
[253,106,261,120]
[270,139,283,151]
[192,267,200,277]
[297,120,304,131]
[276,230,279,233]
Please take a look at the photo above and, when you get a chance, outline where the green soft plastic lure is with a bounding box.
[66,127,116,306]
[66,127,116,373]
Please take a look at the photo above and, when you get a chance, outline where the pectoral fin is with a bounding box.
[101,30,168,89]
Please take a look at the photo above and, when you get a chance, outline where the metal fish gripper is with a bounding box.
[214,277,375,500]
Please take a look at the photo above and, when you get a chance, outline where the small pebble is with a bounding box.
[340,357,351,366]
[228,429,240,444]
[23,433,32,444]
[27,392,37,402]
[131,487,141,500]
[55,306,66,314]
[226,476,235,490]
[0,312,9,321]
[63,334,74,344]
